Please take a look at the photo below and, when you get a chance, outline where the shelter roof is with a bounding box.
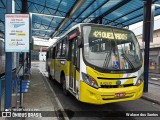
[0,0,160,40]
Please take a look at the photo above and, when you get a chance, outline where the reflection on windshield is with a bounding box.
[83,25,142,71]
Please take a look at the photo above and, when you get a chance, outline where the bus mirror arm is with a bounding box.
[77,36,83,48]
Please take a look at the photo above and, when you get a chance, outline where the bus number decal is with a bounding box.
[100,82,112,85]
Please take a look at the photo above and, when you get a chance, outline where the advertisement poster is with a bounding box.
[5,14,29,52]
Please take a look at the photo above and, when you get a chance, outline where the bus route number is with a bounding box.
[93,31,128,40]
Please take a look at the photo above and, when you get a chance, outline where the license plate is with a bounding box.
[115,92,126,97]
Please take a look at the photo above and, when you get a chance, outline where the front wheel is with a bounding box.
[61,75,69,96]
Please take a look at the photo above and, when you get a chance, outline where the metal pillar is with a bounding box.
[21,0,28,13]
[22,0,30,72]
[143,1,154,92]
[5,0,12,109]
[19,0,28,107]
[29,15,32,70]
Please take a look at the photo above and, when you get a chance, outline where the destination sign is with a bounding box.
[92,31,128,40]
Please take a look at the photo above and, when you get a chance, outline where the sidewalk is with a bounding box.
[142,84,160,105]
[23,67,58,120]
[141,67,160,105]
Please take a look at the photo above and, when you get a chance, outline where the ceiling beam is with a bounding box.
[51,0,86,38]
[32,21,55,28]
[107,0,157,25]
[61,0,108,34]
[78,0,110,23]
[27,0,66,14]
[33,36,50,39]
[32,28,53,32]
[102,18,126,27]
[0,19,4,24]
[107,7,142,25]
[1,0,5,8]
[115,6,160,26]
[30,12,65,18]
[0,6,5,9]
[115,14,142,26]
[90,0,132,23]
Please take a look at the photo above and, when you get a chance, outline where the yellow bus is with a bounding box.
[46,23,144,104]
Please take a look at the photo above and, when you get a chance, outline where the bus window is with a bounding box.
[0,41,2,56]
[50,48,53,58]
[75,39,80,69]
[46,51,49,59]
[61,38,67,57]
[56,43,62,58]
[52,47,56,59]
[0,40,4,56]
[48,48,50,58]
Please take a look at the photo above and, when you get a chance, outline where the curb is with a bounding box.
[149,72,160,74]
[148,82,160,86]
[142,96,160,105]
[41,71,69,120]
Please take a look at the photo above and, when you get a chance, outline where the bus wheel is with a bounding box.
[61,75,69,96]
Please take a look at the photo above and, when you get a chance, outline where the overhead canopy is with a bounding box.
[0,0,160,40]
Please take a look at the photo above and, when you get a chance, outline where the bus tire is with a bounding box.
[61,75,69,96]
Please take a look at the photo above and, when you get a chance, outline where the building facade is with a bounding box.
[39,47,48,61]
[137,29,160,65]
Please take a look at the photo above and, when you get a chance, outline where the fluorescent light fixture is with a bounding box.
[154,4,160,7]
[34,39,49,41]
[32,28,53,32]
[51,30,58,38]
[33,36,50,39]
[30,12,65,19]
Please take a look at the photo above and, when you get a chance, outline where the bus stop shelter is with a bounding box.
[1,0,160,109]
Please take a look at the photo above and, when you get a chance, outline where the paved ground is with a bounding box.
[2,61,159,120]
[39,62,160,120]
[24,69,54,111]
[23,65,58,120]
[142,67,160,105]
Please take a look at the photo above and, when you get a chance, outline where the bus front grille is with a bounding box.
[100,83,134,88]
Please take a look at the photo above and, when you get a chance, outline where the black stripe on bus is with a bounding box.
[97,76,137,80]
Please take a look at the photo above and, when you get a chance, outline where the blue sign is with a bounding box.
[113,61,119,69]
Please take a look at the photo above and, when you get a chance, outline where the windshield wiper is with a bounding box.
[121,53,140,69]
[103,46,112,68]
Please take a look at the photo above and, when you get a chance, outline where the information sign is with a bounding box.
[5,14,29,52]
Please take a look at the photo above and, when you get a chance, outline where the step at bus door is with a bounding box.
[69,39,77,93]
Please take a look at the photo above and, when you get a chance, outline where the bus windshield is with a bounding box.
[83,25,142,71]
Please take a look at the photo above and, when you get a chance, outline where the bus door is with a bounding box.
[69,38,77,93]
[51,47,56,78]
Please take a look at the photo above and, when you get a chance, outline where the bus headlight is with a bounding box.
[136,75,144,86]
[81,72,98,89]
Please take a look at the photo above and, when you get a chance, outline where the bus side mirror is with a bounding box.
[77,36,83,48]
